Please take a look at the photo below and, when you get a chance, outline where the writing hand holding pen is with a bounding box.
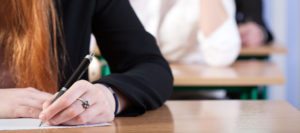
[39,53,117,126]
[39,81,116,125]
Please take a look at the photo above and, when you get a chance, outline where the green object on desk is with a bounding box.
[236,55,270,100]
[96,56,111,76]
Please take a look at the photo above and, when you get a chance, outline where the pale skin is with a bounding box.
[0,80,127,125]
[41,80,128,125]
[199,0,228,37]
[239,22,265,47]
[0,88,52,118]
[200,0,265,47]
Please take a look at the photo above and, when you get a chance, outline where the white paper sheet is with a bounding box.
[0,118,110,131]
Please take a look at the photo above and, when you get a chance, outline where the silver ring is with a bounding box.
[77,98,90,110]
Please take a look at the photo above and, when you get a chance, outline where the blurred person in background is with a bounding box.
[130,0,241,67]
[130,0,241,99]
[235,0,274,48]
[226,0,274,99]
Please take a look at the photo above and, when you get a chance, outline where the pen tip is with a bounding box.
[39,122,43,127]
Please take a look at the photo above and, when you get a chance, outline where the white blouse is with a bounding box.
[130,0,241,67]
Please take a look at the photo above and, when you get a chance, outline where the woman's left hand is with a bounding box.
[239,22,265,47]
[39,80,116,125]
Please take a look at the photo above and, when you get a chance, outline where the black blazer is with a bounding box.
[235,0,274,43]
[57,0,173,116]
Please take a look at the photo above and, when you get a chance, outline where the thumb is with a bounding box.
[40,93,58,120]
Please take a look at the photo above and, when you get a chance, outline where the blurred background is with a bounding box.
[90,0,300,109]
[264,0,299,109]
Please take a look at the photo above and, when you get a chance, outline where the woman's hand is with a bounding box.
[39,80,116,125]
[0,88,52,118]
[239,22,265,47]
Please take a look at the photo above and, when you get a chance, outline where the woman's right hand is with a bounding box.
[0,88,52,118]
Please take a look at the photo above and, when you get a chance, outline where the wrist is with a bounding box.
[93,84,119,116]
[95,83,122,115]
[103,85,120,116]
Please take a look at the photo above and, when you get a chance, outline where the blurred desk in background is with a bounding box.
[10,101,300,133]
[240,43,287,56]
[171,60,285,86]
[171,61,285,99]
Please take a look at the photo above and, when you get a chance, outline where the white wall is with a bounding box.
[265,0,300,109]
[265,0,286,100]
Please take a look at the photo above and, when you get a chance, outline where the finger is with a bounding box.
[62,103,113,126]
[242,29,257,45]
[14,106,42,118]
[40,80,89,121]
[239,27,250,45]
[238,24,249,35]
[47,100,85,125]
[47,93,96,125]
[242,34,251,45]
[243,33,262,47]
[43,93,59,110]
[241,35,247,46]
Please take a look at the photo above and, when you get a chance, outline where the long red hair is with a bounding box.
[0,0,61,93]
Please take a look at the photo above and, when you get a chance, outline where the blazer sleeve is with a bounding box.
[91,0,173,116]
[235,0,274,43]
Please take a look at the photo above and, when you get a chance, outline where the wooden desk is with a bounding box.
[171,60,285,87]
[240,43,287,56]
[4,101,300,133]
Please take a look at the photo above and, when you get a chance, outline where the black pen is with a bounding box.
[39,53,94,127]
